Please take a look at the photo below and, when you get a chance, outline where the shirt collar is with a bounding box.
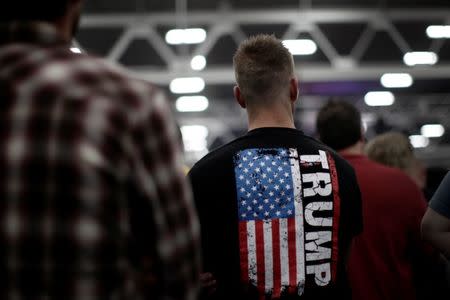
[0,22,67,47]
[246,127,304,136]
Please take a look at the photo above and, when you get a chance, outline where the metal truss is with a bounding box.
[79,8,450,84]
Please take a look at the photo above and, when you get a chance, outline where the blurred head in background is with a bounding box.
[316,100,364,153]
[366,132,426,189]
[0,0,84,42]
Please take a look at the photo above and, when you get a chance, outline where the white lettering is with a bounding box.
[305,202,333,227]
[302,173,332,197]
[305,231,332,261]
[306,263,331,286]
[300,150,329,170]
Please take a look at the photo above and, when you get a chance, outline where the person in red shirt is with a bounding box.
[315,101,439,300]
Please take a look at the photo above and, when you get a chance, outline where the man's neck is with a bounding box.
[339,141,365,156]
[247,104,295,131]
[52,18,72,43]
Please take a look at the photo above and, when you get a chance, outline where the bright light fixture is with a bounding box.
[364,91,395,106]
[170,77,205,94]
[421,124,445,138]
[181,125,209,152]
[191,55,207,71]
[176,96,209,112]
[282,39,317,55]
[70,47,82,54]
[165,28,207,45]
[426,25,450,39]
[380,73,413,88]
[403,51,438,66]
[409,135,430,148]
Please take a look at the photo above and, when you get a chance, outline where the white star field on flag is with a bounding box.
[235,149,296,221]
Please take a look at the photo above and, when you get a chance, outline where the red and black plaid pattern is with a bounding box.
[0,22,200,300]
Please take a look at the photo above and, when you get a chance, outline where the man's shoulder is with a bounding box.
[27,47,158,92]
[39,49,163,110]
[70,52,156,89]
[297,133,348,162]
[189,138,243,176]
[304,138,356,177]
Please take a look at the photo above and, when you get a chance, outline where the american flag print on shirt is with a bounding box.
[234,148,341,299]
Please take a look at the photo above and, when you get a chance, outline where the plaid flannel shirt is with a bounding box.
[0,22,200,300]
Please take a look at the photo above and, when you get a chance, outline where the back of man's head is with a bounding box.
[316,100,362,151]
[233,34,294,106]
[366,132,415,171]
[0,0,71,23]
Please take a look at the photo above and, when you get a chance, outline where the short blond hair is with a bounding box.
[366,132,415,170]
[233,34,294,104]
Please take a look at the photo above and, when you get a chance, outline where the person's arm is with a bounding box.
[129,88,201,300]
[421,172,450,259]
[188,165,219,299]
[421,208,450,258]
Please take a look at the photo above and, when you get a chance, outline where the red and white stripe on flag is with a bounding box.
[238,148,305,298]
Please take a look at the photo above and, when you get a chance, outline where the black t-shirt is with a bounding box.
[189,128,362,300]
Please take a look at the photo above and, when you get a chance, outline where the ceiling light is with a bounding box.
[181,125,209,152]
[409,135,430,148]
[403,51,438,66]
[364,91,395,106]
[170,77,205,94]
[191,55,207,71]
[421,124,445,138]
[282,39,317,55]
[176,96,209,112]
[70,47,82,54]
[181,125,208,139]
[380,73,413,88]
[165,28,207,45]
[426,25,450,39]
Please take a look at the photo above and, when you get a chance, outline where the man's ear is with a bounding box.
[289,78,299,103]
[234,86,246,108]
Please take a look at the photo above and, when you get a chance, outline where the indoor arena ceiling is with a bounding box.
[76,0,450,166]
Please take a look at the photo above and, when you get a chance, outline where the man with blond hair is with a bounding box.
[189,35,362,300]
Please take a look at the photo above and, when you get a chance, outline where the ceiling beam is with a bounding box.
[128,65,450,85]
[81,9,450,27]
[78,8,450,83]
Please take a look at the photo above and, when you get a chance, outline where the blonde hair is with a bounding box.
[366,132,427,189]
[366,132,415,170]
[233,34,294,104]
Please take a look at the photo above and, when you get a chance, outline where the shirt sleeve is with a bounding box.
[128,88,201,300]
[405,177,434,256]
[429,172,450,219]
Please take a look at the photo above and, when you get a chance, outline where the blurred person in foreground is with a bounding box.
[0,1,200,299]
[366,132,426,190]
[316,101,441,300]
[188,34,363,300]
[422,172,450,258]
